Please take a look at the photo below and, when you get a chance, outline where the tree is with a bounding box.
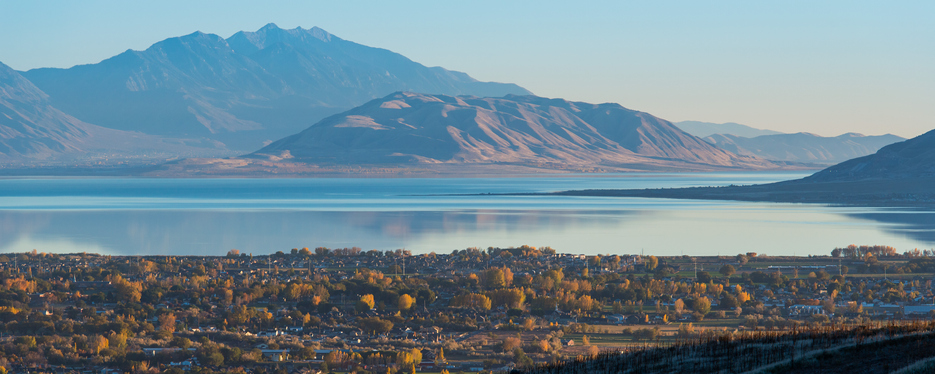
[677,322,695,337]
[674,298,685,315]
[112,274,143,303]
[326,350,348,367]
[489,288,526,309]
[359,317,394,335]
[90,334,109,355]
[537,339,551,353]
[449,293,492,310]
[645,256,659,271]
[396,351,414,366]
[719,265,736,277]
[108,331,128,352]
[633,327,660,341]
[357,294,376,312]
[409,348,422,366]
[398,294,415,311]
[203,351,225,366]
[692,297,711,316]
[436,347,448,366]
[720,294,739,309]
[576,295,594,313]
[484,267,512,288]
[588,345,600,359]
[158,313,176,333]
[513,348,534,368]
[501,337,522,352]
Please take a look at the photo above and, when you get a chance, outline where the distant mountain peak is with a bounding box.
[228,24,334,56]
[306,26,333,42]
[675,120,783,138]
[146,30,230,54]
[260,22,281,31]
[21,25,531,152]
[703,131,905,164]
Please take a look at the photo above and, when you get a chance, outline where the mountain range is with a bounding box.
[675,121,903,165]
[674,121,783,138]
[21,23,530,151]
[0,24,904,175]
[806,129,935,182]
[243,92,784,172]
[553,128,935,205]
[0,61,224,164]
[704,132,905,165]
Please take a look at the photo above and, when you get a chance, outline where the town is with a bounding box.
[0,244,933,374]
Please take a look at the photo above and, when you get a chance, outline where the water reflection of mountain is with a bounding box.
[0,210,644,256]
[846,210,935,244]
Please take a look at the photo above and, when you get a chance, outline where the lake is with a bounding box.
[0,172,933,257]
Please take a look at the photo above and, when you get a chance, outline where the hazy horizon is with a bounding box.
[1,1,932,139]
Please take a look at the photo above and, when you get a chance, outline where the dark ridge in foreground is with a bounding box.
[552,128,935,207]
[551,178,935,207]
[523,322,935,374]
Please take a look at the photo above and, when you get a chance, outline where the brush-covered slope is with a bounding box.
[0,61,224,163]
[22,24,530,150]
[705,132,904,164]
[253,92,779,171]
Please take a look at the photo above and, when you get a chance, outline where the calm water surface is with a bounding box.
[0,172,933,256]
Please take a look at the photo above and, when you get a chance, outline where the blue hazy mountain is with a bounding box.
[0,61,226,163]
[674,120,783,138]
[704,132,905,165]
[22,24,531,151]
[806,129,935,181]
[560,128,935,205]
[250,92,783,171]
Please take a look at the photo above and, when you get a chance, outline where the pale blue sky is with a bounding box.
[1,1,932,137]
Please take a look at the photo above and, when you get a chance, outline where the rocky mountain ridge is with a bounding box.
[250,92,786,172]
